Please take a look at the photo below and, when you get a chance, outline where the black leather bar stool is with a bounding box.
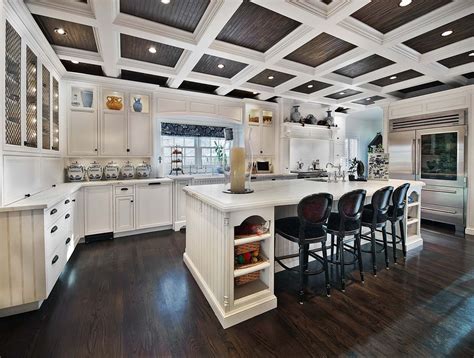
[275,193,333,303]
[360,186,394,276]
[388,183,410,263]
[326,189,367,291]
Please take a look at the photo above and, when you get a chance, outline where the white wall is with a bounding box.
[345,107,383,172]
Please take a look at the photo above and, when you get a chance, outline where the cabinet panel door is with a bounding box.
[260,125,274,156]
[84,186,113,235]
[175,181,190,223]
[101,112,127,156]
[68,110,98,155]
[136,183,172,229]
[72,189,84,244]
[248,125,261,155]
[128,113,151,156]
[115,196,135,232]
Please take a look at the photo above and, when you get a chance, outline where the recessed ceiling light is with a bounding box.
[148,46,157,54]
[268,75,274,80]
[54,28,67,35]
[307,84,314,88]
[441,30,453,37]
[469,52,474,57]
[161,0,170,4]
[252,92,258,95]
[339,92,345,95]
[71,60,79,64]
[217,63,225,69]
[390,75,397,80]
[399,0,412,7]
[366,97,371,101]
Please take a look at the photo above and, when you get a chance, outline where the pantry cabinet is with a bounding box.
[136,182,172,229]
[84,186,113,235]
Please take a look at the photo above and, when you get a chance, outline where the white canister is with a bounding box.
[87,162,103,181]
[67,161,85,182]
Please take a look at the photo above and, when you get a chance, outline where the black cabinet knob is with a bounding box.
[50,209,58,215]
[66,237,71,245]
[94,148,98,152]
[72,199,76,202]
[65,213,70,219]
[121,188,128,191]
[131,200,134,203]
[52,255,59,265]
[65,199,70,204]
[126,148,130,152]
[51,226,58,234]
[25,194,31,198]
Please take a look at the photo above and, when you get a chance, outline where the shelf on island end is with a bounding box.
[234,279,269,301]
[234,231,272,246]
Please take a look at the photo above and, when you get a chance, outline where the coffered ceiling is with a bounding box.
[25,0,474,109]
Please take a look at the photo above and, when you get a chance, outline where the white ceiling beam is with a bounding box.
[116,58,176,78]
[26,0,97,27]
[53,45,104,66]
[420,38,474,64]
[186,72,231,87]
[448,64,474,77]
[167,0,242,88]
[273,76,313,95]
[313,48,372,77]
[90,0,120,77]
[380,76,433,94]
[351,63,407,87]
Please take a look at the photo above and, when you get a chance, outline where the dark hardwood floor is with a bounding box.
[1,224,473,357]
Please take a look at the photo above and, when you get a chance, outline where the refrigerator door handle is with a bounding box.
[412,139,416,175]
[416,138,421,177]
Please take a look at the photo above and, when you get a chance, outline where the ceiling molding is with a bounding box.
[53,45,104,66]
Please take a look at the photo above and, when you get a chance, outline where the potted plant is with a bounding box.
[348,157,358,181]
[214,141,227,174]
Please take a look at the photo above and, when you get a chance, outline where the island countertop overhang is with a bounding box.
[184,178,425,212]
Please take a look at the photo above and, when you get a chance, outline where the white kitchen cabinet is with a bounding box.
[173,178,192,231]
[136,182,172,229]
[100,112,128,156]
[115,196,135,232]
[68,109,98,155]
[247,109,275,157]
[260,125,275,156]
[84,186,113,235]
[128,113,152,156]
[71,189,84,245]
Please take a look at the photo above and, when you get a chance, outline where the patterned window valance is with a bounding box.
[161,122,225,138]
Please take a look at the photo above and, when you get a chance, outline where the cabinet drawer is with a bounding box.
[45,197,72,228]
[114,185,135,196]
[421,204,464,226]
[421,186,464,208]
[45,211,72,260]
[46,243,67,296]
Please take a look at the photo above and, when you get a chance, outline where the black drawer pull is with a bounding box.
[52,255,59,265]
[121,188,129,191]
[50,209,58,215]
[72,199,76,203]
[65,213,70,219]
[66,237,71,245]
[25,194,31,198]
[65,199,70,204]
[51,226,58,234]
[149,182,161,186]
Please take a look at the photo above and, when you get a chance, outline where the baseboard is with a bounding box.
[173,220,186,231]
[114,225,173,238]
[0,300,43,318]
[465,227,474,236]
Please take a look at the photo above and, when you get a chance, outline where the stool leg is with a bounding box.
[391,222,398,264]
[339,236,346,291]
[399,220,407,258]
[382,226,389,269]
[336,237,340,261]
[355,234,364,283]
[322,241,330,297]
[330,233,335,260]
[298,244,306,304]
[370,228,377,276]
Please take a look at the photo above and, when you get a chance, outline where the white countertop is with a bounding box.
[184,178,425,212]
[0,178,173,213]
[167,173,298,180]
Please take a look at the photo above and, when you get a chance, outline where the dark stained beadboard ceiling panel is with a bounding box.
[225,89,259,99]
[33,15,97,52]
[178,80,217,94]
[291,80,333,94]
[325,89,362,100]
[464,72,474,79]
[284,32,356,68]
[119,0,210,33]
[120,70,168,87]
[192,54,248,78]
[61,60,104,76]
[352,95,385,105]
[351,0,452,34]
[370,69,423,87]
[247,69,296,87]
[438,51,474,68]
[120,34,184,67]
[403,14,474,54]
[216,1,300,53]
[334,55,394,78]
[398,81,444,94]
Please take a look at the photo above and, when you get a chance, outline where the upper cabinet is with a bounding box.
[67,84,152,157]
[246,105,275,157]
[3,20,60,154]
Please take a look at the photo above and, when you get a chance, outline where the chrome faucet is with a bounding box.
[326,162,346,183]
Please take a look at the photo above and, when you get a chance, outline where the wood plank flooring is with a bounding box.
[1,224,473,357]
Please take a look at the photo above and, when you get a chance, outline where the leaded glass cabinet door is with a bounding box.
[5,21,22,146]
[42,65,51,150]
[52,78,59,151]
[25,46,38,148]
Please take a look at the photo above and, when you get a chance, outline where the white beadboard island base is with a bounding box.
[184,179,425,329]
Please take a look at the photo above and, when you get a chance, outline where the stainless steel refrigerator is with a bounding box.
[388,110,467,235]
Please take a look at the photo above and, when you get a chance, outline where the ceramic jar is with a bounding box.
[104,161,120,180]
[106,96,123,110]
[67,161,85,182]
[87,161,103,181]
[81,90,93,108]
[132,97,143,112]
[290,106,302,122]
[121,162,135,179]
[136,162,151,178]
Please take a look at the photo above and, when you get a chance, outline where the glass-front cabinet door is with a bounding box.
[25,46,38,148]
[416,126,465,187]
[42,65,51,150]
[52,78,59,151]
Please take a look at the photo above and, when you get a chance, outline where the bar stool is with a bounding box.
[326,189,367,292]
[360,186,394,276]
[275,193,333,303]
[388,183,410,263]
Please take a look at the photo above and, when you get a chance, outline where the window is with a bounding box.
[345,138,359,161]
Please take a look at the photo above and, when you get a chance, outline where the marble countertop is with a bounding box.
[167,173,298,180]
[184,178,425,212]
[0,178,173,213]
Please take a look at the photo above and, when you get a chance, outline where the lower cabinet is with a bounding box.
[173,179,192,231]
[136,182,172,229]
[71,189,84,245]
[115,195,135,232]
[84,186,114,235]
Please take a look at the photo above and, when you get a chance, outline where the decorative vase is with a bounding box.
[290,106,302,122]
[133,97,143,112]
[106,96,123,110]
[324,110,334,127]
[81,90,93,108]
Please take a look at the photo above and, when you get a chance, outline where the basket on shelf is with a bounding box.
[234,241,260,256]
[234,254,267,286]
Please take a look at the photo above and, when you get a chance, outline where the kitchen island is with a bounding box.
[183,178,424,328]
